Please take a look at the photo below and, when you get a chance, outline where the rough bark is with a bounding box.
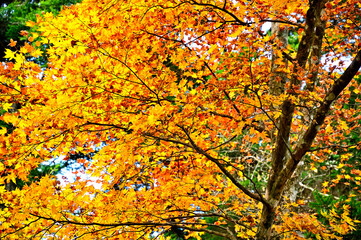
[254,1,361,239]
[256,48,361,239]
[283,160,304,203]
[306,11,326,91]
[270,22,288,96]
[283,6,327,203]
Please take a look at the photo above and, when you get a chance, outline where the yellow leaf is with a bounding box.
[25,20,36,27]
[4,49,15,60]
[208,44,218,54]
[0,128,7,135]
[2,103,12,112]
[337,163,344,169]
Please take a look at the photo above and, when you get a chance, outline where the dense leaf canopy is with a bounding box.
[0,0,360,239]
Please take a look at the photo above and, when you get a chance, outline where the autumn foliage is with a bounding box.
[0,0,361,239]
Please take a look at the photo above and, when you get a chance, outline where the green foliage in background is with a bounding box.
[309,192,361,240]
[0,0,81,61]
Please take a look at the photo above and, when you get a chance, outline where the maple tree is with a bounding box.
[0,0,361,239]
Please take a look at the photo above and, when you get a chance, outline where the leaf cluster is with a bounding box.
[0,0,81,61]
[309,192,361,239]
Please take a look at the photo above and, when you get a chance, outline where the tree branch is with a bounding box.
[29,213,236,240]
[177,124,271,209]
[188,0,248,26]
[281,49,361,181]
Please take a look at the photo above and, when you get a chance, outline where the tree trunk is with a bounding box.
[283,160,304,202]
[255,2,330,238]
[255,201,277,239]
[269,22,288,97]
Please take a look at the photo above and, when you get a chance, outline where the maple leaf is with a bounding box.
[4,49,15,60]
[9,39,17,47]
